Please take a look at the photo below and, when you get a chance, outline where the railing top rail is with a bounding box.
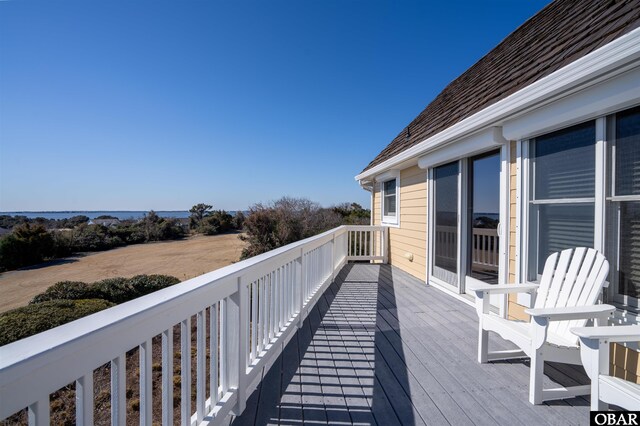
[0,225,354,372]
[344,225,386,231]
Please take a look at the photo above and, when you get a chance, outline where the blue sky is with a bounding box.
[0,0,550,212]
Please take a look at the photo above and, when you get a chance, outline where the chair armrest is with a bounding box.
[525,304,615,321]
[469,283,539,295]
[571,324,640,343]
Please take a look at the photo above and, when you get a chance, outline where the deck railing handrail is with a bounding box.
[0,225,387,425]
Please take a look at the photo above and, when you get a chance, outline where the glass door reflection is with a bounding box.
[433,161,459,287]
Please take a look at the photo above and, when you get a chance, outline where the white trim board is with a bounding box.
[355,27,640,184]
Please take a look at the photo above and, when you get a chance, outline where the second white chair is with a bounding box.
[470,247,615,404]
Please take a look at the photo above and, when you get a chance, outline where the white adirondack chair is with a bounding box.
[572,325,640,410]
[470,247,615,404]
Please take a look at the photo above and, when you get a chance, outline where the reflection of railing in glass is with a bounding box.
[435,226,499,271]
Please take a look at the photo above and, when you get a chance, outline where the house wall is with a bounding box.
[372,165,427,281]
[507,141,529,321]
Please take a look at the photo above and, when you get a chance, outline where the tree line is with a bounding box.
[0,199,369,272]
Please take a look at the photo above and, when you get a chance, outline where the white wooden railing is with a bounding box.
[435,226,499,271]
[0,225,386,426]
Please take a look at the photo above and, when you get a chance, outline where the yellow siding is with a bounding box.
[507,140,529,321]
[390,166,427,281]
[612,344,640,384]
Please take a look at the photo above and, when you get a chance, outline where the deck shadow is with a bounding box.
[231,263,417,425]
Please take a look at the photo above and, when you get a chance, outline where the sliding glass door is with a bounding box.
[428,146,508,301]
[468,150,501,285]
[432,161,460,288]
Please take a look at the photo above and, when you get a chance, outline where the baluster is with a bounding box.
[196,310,206,423]
[139,339,152,426]
[180,318,191,425]
[251,280,257,362]
[279,267,284,330]
[220,301,227,393]
[223,291,243,414]
[161,329,173,426]
[259,276,266,351]
[210,302,219,406]
[111,354,126,426]
[28,399,49,426]
[76,373,94,426]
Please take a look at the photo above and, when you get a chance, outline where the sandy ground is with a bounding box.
[0,233,246,313]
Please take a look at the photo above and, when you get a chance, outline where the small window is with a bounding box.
[382,178,398,224]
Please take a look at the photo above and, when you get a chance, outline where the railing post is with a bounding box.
[331,233,336,282]
[383,226,389,264]
[297,247,305,328]
[234,276,248,415]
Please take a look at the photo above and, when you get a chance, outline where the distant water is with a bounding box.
[474,213,499,220]
[0,211,232,220]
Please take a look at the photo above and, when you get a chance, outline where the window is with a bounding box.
[520,105,640,313]
[382,178,398,224]
[607,106,640,306]
[526,121,596,281]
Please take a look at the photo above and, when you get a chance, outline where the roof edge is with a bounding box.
[355,26,640,184]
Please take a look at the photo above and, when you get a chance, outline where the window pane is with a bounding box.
[383,180,396,216]
[384,194,396,216]
[618,201,640,298]
[533,121,595,199]
[433,162,459,285]
[384,180,396,195]
[528,203,594,279]
[615,106,640,196]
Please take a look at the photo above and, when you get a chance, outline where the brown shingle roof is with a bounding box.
[362,0,640,173]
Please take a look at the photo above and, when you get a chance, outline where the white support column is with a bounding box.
[297,248,305,328]
[161,329,173,426]
[76,373,94,426]
[28,399,50,426]
[111,354,126,426]
[196,310,206,423]
[236,277,249,415]
[140,339,152,426]
[594,117,607,253]
[210,302,219,407]
[180,318,191,426]
[226,288,243,416]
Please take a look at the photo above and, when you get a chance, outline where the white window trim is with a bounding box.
[375,170,400,227]
[516,111,640,322]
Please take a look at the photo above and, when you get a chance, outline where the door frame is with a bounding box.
[426,143,510,314]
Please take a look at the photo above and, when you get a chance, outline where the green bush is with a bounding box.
[30,281,97,304]
[30,275,182,306]
[90,277,133,304]
[126,274,180,296]
[0,299,115,346]
[0,223,55,271]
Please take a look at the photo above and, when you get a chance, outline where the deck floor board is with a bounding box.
[231,263,590,425]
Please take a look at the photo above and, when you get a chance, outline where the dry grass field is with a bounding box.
[0,233,246,313]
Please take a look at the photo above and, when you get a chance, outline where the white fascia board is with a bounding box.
[417,126,506,169]
[355,27,640,184]
[503,66,640,140]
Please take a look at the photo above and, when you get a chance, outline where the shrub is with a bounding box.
[29,275,181,307]
[240,197,343,259]
[30,281,96,304]
[199,210,234,235]
[0,299,115,346]
[90,277,133,304]
[0,223,55,271]
[126,274,180,298]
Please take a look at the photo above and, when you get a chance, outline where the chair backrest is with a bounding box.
[533,247,610,346]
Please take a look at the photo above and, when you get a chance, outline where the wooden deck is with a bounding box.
[231,263,590,425]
